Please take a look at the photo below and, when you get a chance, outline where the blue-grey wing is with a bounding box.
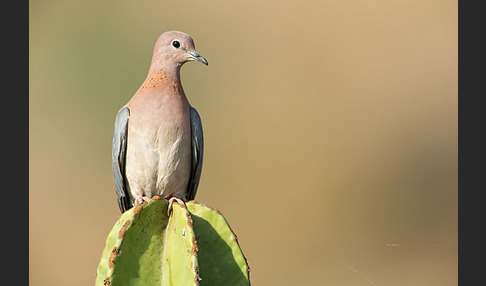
[112,107,132,213]
[187,107,204,201]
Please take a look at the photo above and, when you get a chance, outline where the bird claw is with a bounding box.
[134,195,151,206]
[167,197,185,217]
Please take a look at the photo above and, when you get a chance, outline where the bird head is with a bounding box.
[149,31,208,73]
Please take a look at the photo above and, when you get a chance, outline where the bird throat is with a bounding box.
[140,70,183,94]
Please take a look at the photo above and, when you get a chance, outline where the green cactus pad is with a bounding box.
[186,202,250,286]
[97,198,167,285]
[96,198,199,286]
[161,202,200,285]
[96,198,250,286]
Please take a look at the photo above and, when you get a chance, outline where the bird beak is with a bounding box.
[187,51,208,66]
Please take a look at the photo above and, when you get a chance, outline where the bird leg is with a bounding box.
[167,197,185,217]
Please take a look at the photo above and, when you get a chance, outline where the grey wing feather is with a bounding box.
[112,107,132,213]
[187,107,204,201]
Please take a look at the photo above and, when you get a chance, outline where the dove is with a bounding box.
[112,31,206,213]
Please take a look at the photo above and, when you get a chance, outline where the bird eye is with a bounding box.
[172,40,181,49]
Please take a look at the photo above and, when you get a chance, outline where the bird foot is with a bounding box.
[134,195,151,206]
[167,197,185,217]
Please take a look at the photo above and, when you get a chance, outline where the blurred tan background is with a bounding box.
[30,0,457,285]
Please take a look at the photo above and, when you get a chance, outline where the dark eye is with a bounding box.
[172,40,181,48]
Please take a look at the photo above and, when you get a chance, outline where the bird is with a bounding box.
[112,31,207,213]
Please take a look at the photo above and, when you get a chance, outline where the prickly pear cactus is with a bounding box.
[96,197,250,286]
